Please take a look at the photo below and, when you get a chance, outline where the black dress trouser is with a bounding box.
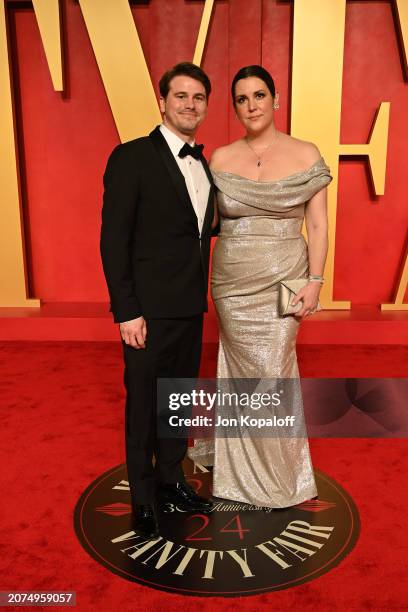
[122,314,203,507]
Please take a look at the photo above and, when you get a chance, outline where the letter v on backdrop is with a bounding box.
[0,0,407,309]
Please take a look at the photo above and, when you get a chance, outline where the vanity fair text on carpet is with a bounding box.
[111,520,335,579]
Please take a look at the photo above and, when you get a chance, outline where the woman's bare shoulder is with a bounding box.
[209,140,245,171]
[282,133,322,164]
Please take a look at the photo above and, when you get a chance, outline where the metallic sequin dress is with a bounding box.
[189,157,332,507]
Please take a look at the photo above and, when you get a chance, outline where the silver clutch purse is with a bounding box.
[278,279,322,316]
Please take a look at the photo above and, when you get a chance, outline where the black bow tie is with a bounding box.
[178,142,204,160]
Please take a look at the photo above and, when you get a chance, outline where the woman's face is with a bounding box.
[233,76,275,134]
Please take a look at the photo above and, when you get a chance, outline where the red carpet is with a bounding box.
[1,341,407,610]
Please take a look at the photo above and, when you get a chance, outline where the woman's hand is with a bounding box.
[291,282,322,319]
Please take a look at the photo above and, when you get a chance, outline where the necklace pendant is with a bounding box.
[257,160,261,167]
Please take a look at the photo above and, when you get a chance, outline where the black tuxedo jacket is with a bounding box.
[100,126,215,323]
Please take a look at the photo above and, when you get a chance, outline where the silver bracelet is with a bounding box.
[308,275,324,284]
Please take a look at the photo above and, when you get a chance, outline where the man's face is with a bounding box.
[160,75,208,140]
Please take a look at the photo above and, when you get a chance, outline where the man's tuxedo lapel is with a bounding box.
[149,126,197,224]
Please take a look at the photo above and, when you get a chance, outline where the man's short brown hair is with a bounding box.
[159,62,211,99]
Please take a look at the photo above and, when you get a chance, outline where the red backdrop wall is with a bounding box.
[8,0,408,323]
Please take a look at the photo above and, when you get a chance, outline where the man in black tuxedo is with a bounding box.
[100,63,215,539]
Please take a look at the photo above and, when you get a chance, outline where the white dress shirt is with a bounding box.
[159,123,210,235]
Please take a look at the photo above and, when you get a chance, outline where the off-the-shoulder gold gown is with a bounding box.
[189,157,332,508]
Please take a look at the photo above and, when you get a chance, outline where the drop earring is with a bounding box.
[273,93,280,110]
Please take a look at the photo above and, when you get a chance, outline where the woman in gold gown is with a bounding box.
[190,66,332,508]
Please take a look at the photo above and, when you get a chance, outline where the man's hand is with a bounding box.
[120,316,147,349]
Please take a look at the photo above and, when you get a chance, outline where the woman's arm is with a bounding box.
[304,185,328,277]
[292,184,328,319]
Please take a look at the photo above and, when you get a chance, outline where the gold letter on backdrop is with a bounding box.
[0,1,40,307]
[78,0,161,143]
[382,0,408,310]
[291,0,391,309]
[32,0,63,91]
[0,0,63,308]
[395,0,408,77]
[78,0,214,142]
[193,0,214,66]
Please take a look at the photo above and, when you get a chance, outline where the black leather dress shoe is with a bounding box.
[132,504,159,540]
[158,482,213,512]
